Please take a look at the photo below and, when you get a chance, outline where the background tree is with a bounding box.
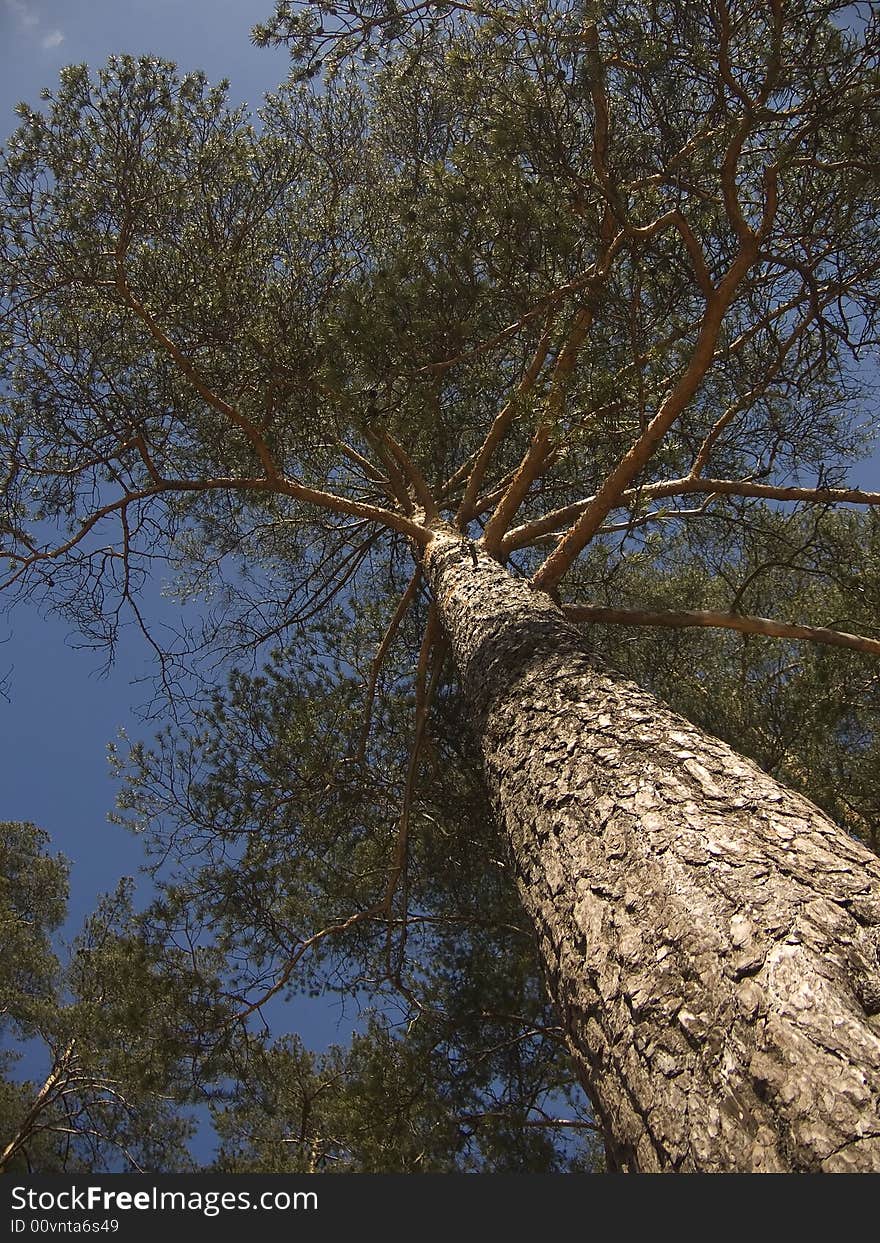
[3,1,880,1170]
[1,798,602,1173]
[0,821,196,1172]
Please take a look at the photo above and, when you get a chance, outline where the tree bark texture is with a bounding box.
[425,530,880,1172]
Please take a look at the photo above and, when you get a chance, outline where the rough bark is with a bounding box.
[424,530,880,1173]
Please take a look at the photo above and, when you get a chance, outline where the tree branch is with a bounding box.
[563,604,880,657]
[481,264,616,554]
[0,1039,78,1173]
[378,429,440,522]
[2,474,429,592]
[355,568,422,763]
[455,321,553,528]
[530,239,759,589]
[504,476,880,554]
[113,247,281,481]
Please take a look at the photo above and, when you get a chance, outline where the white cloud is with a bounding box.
[4,1,66,50]
[5,0,40,28]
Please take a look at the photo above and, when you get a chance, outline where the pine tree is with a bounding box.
[0,822,195,1171]
[3,2,880,1169]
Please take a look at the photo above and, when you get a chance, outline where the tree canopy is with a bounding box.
[2,0,879,1171]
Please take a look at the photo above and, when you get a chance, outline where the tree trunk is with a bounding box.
[0,1039,77,1173]
[424,530,880,1172]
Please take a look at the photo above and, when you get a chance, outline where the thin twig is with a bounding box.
[355,568,421,763]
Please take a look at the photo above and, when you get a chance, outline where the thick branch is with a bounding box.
[337,441,395,496]
[482,284,609,553]
[2,474,428,591]
[563,604,880,657]
[360,426,416,516]
[531,243,759,589]
[481,427,555,556]
[456,323,553,528]
[379,430,440,522]
[504,474,880,553]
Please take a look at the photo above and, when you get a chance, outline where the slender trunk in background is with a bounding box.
[0,1040,77,1173]
[425,530,880,1172]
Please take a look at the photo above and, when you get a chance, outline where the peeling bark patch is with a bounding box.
[425,532,880,1173]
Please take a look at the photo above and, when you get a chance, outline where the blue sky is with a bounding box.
[0,0,291,117]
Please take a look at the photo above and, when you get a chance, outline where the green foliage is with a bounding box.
[0,821,67,1054]
[4,5,877,638]
[213,1017,600,1172]
[0,827,197,1172]
[109,601,600,1171]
